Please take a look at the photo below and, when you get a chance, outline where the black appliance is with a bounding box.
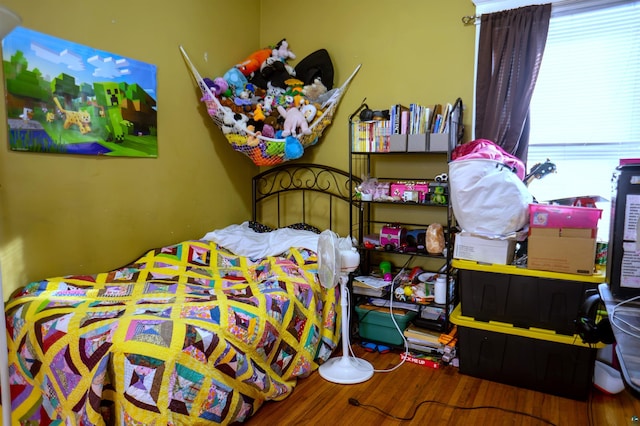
[607,163,640,298]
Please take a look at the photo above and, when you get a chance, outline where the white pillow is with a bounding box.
[202,221,320,258]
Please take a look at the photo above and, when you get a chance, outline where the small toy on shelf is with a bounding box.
[380,261,393,282]
[392,267,435,304]
[429,183,448,205]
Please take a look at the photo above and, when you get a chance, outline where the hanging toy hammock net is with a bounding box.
[180,46,360,166]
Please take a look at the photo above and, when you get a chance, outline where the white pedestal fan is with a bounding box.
[317,230,373,384]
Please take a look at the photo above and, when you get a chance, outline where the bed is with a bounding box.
[4,163,359,425]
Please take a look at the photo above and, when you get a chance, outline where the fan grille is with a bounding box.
[318,231,341,289]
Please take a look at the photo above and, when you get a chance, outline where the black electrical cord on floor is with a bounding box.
[348,397,558,425]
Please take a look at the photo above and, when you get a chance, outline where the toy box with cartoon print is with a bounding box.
[529,204,602,229]
[389,181,429,203]
[379,225,406,249]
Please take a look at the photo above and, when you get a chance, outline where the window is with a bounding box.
[525,1,640,241]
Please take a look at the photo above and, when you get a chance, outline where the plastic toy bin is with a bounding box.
[453,259,605,335]
[529,204,602,229]
[355,305,416,346]
[450,304,599,400]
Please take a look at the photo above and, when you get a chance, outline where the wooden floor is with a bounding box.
[243,346,640,426]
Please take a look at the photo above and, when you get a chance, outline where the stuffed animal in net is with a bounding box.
[272,39,296,62]
[180,42,360,166]
[277,105,312,137]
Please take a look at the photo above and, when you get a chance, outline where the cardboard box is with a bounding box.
[428,132,449,152]
[528,227,596,275]
[407,134,427,152]
[453,232,516,265]
[389,134,407,152]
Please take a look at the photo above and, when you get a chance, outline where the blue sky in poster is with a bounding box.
[2,27,157,101]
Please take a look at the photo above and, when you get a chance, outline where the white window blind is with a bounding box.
[527,0,640,220]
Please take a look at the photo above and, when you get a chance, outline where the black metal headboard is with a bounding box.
[252,163,361,236]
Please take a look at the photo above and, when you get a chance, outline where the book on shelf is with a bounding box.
[403,324,442,345]
[409,103,430,135]
[389,104,410,135]
[400,352,441,369]
[439,103,452,133]
[356,303,413,316]
[430,104,442,132]
[407,341,444,355]
[353,276,390,297]
[353,275,391,289]
[351,120,391,152]
[368,298,420,312]
[353,286,387,297]
[352,100,458,150]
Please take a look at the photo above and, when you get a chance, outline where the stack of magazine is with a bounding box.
[352,275,391,297]
[403,324,444,354]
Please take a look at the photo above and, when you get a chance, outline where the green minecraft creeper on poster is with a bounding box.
[93,81,132,143]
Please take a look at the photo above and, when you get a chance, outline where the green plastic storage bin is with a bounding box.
[356,305,417,346]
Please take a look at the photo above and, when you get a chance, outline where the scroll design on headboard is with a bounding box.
[252,163,361,230]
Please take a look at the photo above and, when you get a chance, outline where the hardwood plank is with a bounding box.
[242,346,640,425]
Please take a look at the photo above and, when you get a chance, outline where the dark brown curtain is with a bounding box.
[474,4,551,164]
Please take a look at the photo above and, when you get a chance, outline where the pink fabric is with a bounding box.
[451,139,526,180]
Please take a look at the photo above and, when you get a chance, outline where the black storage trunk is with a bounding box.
[457,266,600,335]
[451,306,597,400]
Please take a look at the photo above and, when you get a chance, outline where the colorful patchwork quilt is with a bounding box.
[5,239,340,425]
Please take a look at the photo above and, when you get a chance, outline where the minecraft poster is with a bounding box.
[2,27,157,157]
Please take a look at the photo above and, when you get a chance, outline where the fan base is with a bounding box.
[318,355,374,384]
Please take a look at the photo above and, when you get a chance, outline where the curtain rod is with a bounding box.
[462,0,635,24]
[462,15,480,25]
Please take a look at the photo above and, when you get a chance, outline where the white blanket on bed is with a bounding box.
[202,221,320,258]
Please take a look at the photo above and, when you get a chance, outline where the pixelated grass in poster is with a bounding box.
[2,27,157,157]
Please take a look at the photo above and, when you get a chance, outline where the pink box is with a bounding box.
[529,204,602,229]
[389,181,429,202]
[380,225,407,249]
[619,158,640,166]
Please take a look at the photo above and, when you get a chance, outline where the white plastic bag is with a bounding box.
[449,158,533,236]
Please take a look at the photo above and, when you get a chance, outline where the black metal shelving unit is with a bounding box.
[348,100,463,334]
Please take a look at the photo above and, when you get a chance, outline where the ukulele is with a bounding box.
[523,159,556,187]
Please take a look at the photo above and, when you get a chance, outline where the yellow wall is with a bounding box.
[259,0,476,169]
[0,0,261,297]
[0,0,476,297]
